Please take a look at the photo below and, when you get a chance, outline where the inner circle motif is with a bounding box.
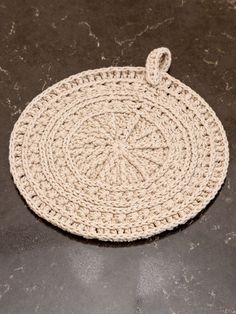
[67,111,170,187]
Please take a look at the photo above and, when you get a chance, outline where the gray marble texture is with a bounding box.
[0,0,236,313]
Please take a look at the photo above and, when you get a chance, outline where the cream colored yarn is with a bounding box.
[9,47,229,241]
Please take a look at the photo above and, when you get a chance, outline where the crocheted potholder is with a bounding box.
[9,48,229,241]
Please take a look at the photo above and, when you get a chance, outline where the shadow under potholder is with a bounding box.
[9,48,229,241]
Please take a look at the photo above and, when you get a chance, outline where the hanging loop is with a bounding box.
[145,47,171,86]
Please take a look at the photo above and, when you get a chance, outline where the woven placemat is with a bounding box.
[9,47,229,241]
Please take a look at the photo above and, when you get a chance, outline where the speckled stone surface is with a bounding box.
[0,1,236,313]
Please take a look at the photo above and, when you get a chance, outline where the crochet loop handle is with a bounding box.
[145,47,171,86]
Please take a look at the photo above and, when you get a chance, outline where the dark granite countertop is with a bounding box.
[0,1,236,313]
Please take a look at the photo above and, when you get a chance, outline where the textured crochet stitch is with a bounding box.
[9,47,229,241]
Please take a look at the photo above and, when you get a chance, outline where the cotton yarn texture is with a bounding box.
[9,48,229,241]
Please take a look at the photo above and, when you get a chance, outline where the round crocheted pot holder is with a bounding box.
[9,47,229,242]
